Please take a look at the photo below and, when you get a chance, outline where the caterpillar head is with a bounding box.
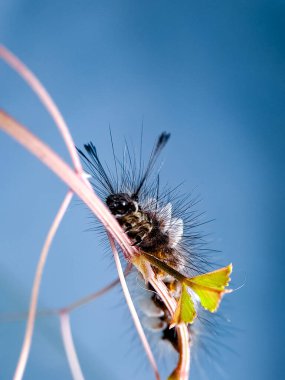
[106,193,138,217]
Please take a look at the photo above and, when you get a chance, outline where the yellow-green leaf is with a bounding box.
[170,284,197,327]
[188,264,232,290]
[184,264,232,312]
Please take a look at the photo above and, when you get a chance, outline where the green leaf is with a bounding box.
[170,284,197,326]
[185,264,232,312]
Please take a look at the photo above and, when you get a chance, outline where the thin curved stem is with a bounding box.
[0,111,136,261]
[60,312,85,380]
[149,278,190,380]
[108,235,160,380]
[0,45,83,175]
[13,191,73,380]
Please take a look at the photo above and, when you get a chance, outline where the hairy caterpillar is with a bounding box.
[78,132,232,369]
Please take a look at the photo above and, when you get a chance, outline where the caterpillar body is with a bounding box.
[78,131,232,367]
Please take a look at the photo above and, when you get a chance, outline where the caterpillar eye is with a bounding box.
[106,193,137,216]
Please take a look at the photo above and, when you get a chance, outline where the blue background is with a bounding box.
[0,1,284,379]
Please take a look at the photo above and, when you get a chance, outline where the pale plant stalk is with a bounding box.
[0,45,83,175]
[12,190,73,380]
[0,110,137,259]
[149,278,190,380]
[60,312,85,380]
[108,234,161,380]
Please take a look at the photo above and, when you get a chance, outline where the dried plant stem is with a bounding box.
[13,191,73,380]
[0,110,135,260]
[149,278,190,380]
[108,235,161,380]
[0,45,83,175]
[176,325,191,380]
[60,312,85,380]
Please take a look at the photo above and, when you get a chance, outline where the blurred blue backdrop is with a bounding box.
[0,1,284,379]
